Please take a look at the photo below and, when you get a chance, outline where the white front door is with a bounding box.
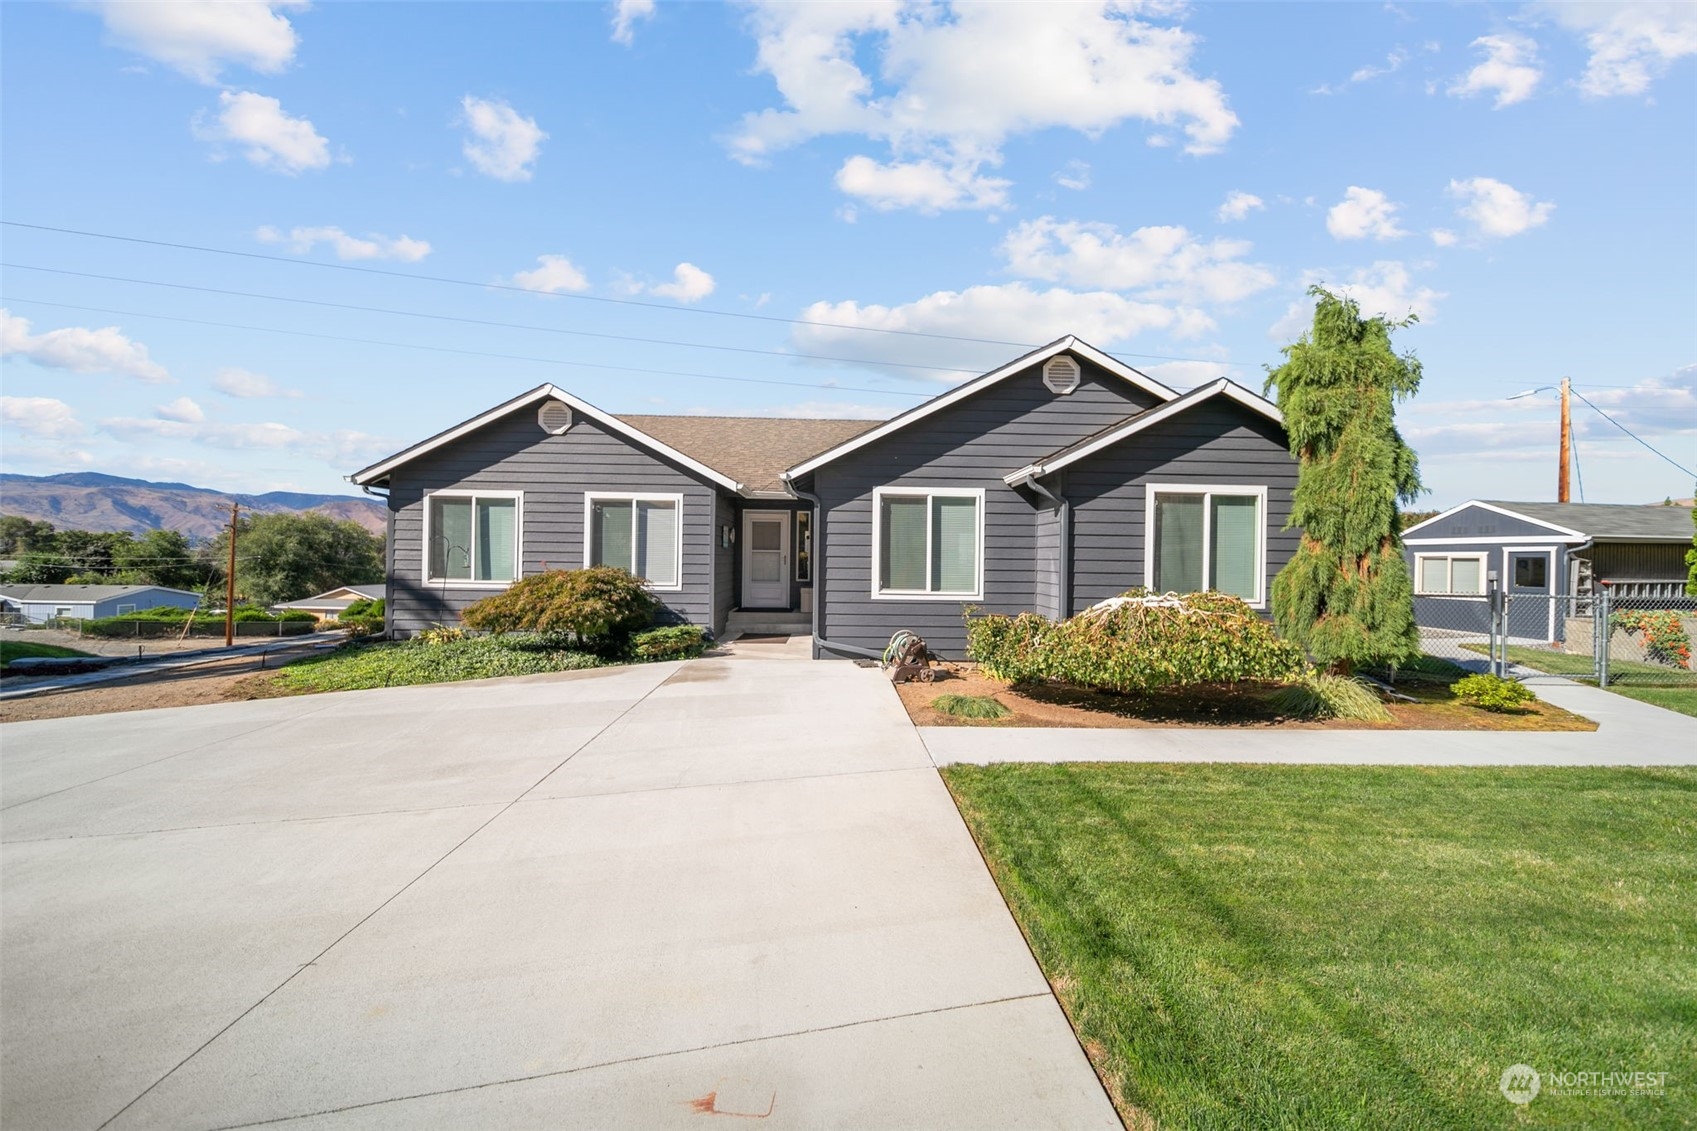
[741,511,790,608]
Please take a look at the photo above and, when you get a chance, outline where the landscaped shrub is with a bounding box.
[80,606,310,637]
[270,634,603,693]
[461,567,657,650]
[630,625,708,661]
[932,694,1012,720]
[1452,673,1536,712]
[1266,674,1393,721]
[1610,609,1692,669]
[341,597,384,620]
[966,591,1308,694]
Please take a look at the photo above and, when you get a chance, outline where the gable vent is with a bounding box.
[537,399,573,435]
[1043,354,1081,394]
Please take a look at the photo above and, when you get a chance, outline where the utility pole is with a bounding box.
[1558,376,1572,503]
[224,502,238,647]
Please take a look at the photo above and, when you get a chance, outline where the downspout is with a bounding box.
[782,475,885,661]
[1011,471,1070,618]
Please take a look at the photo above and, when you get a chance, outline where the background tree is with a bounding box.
[1265,286,1424,672]
[204,512,384,606]
[1685,494,1696,598]
[111,528,206,589]
[0,517,59,554]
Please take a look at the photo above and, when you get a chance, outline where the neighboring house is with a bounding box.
[349,335,1299,656]
[273,583,386,621]
[1402,500,1696,641]
[0,584,200,624]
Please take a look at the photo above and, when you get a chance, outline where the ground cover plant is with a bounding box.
[930,693,1011,720]
[943,763,1696,1130]
[267,632,604,693]
[0,640,93,665]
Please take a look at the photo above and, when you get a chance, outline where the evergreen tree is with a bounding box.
[1265,286,1424,672]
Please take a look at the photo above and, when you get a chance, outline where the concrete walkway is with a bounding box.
[1,655,1117,1130]
[921,676,1697,766]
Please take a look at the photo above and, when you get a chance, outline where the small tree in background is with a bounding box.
[1685,492,1696,598]
[204,512,385,606]
[1266,286,1424,673]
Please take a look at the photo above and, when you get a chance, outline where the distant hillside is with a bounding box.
[0,472,386,539]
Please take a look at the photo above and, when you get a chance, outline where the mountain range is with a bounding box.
[0,473,386,539]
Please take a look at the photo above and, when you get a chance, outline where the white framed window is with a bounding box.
[1413,553,1487,595]
[871,486,985,600]
[584,493,683,590]
[116,603,137,615]
[1143,484,1267,606]
[424,490,522,587]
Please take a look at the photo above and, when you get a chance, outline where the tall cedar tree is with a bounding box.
[1266,287,1423,671]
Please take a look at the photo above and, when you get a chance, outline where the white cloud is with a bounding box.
[1544,2,1697,97]
[834,154,1009,212]
[94,0,304,83]
[1447,176,1554,238]
[508,254,591,294]
[1000,217,1277,304]
[100,415,389,464]
[1448,34,1542,107]
[610,0,655,45]
[650,263,716,303]
[1430,228,1459,247]
[1567,364,1697,437]
[793,283,1214,379]
[193,90,330,174]
[1216,190,1264,222]
[731,2,1238,211]
[1137,358,1240,389]
[1314,46,1412,94]
[154,396,205,424]
[1270,262,1444,340]
[1054,160,1092,191]
[255,225,430,262]
[1,308,170,382]
[1326,186,1408,241]
[710,400,899,420]
[212,366,299,398]
[459,95,546,182]
[1,396,83,438]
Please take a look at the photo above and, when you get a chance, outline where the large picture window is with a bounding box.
[586,494,682,589]
[872,487,983,599]
[1144,485,1266,604]
[426,492,520,585]
[1415,554,1486,595]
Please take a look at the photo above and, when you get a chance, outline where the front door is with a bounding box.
[1506,549,1554,642]
[741,511,790,608]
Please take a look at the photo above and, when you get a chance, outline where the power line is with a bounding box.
[0,220,1259,370]
[1569,388,1696,479]
[1,263,972,375]
[0,297,932,401]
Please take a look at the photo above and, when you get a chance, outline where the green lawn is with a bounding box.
[1606,685,1697,719]
[1459,644,1696,719]
[944,764,1696,1130]
[0,640,94,665]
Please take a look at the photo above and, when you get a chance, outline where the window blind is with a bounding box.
[1209,495,1258,599]
[634,501,678,587]
[1154,494,1204,592]
[475,498,517,581]
[932,496,978,593]
[430,497,473,581]
[592,500,634,572]
[880,496,928,591]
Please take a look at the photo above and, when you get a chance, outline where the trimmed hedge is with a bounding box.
[966,591,1308,694]
[630,625,708,661]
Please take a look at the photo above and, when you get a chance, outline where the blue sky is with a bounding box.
[2,0,1693,506]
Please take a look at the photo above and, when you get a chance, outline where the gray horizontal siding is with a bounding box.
[1066,402,1298,612]
[811,356,1163,658]
[385,411,719,636]
[1412,504,1569,541]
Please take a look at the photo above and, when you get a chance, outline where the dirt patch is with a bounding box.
[895,663,1596,732]
[0,652,308,724]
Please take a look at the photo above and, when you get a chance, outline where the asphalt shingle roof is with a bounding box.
[616,415,883,493]
[0,584,196,602]
[1482,500,1695,541]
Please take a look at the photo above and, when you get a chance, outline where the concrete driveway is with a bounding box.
[1,656,1117,1130]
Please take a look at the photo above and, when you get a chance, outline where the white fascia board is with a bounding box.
[783,336,1180,481]
[1400,500,1587,541]
[1008,379,1283,483]
[350,384,744,494]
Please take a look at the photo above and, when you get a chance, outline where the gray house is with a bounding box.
[0,584,200,624]
[350,336,1299,657]
[1402,500,1695,641]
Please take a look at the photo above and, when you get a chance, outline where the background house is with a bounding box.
[272,584,386,622]
[0,583,200,624]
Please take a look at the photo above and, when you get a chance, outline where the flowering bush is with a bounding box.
[965,591,1308,693]
[1610,609,1693,669]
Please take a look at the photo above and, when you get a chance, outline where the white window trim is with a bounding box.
[582,492,686,592]
[870,486,986,601]
[1412,551,1489,596]
[422,489,525,589]
[116,603,137,615]
[1504,545,1558,641]
[1142,483,1269,608]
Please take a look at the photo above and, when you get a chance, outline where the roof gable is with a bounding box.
[1003,378,1284,483]
[1403,500,1693,542]
[781,336,1178,482]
